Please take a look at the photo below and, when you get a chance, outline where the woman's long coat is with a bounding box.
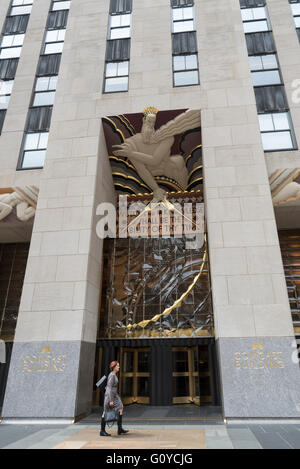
[103,372,123,411]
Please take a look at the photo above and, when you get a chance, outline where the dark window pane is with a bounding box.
[3,15,29,34]
[172,31,198,54]
[26,106,53,132]
[254,85,289,113]
[106,38,131,61]
[171,0,194,6]
[137,377,149,397]
[240,0,266,7]
[246,31,276,55]
[37,54,61,76]
[110,0,132,14]
[0,58,19,80]
[47,10,69,29]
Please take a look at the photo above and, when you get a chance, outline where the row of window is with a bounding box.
[103,0,132,93]
[171,2,199,87]
[19,0,70,169]
[2,0,300,171]
[240,1,297,152]
[103,0,200,93]
[0,0,33,133]
[290,0,300,41]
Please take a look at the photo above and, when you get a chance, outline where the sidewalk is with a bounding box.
[1,421,300,449]
[1,406,300,449]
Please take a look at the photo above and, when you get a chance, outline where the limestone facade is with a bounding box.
[1,0,300,420]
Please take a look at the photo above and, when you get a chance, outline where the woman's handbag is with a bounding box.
[104,407,119,427]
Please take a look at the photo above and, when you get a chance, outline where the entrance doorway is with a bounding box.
[172,346,212,405]
[97,339,219,407]
[119,348,150,404]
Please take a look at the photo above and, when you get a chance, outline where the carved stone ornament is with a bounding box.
[0,186,38,222]
[270,169,300,206]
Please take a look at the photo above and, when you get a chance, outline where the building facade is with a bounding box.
[0,0,300,422]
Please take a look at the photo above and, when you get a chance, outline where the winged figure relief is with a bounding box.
[113,108,201,202]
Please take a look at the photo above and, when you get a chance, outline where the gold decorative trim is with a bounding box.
[185,145,202,164]
[112,171,150,190]
[103,117,125,142]
[188,165,203,179]
[120,114,136,135]
[186,177,203,190]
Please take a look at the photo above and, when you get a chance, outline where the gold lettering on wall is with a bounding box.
[234,343,285,370]
[22,347,67,373]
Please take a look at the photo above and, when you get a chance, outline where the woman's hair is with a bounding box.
[110,360,119,371]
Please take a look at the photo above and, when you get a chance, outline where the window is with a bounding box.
[249,54,281,86]
[290,1,300,26]
[241,7,271,33]
[0,34,24,59]
[104,0,132,94]
[259,112,295,151]
[52,0,71,10]
[3,15,29,35]
[43,29,65,54]
[37,53,61,76]
[104,61,129,92]
[172,7,194,33]
[12,0,33,5]
[26,106,52,132]
[0,1,32,134]
[240,1,297,152]
[290,1,300,40]
[32,76,57,106]
[21,132,48,169]
[10,5,32,16]
[0,80,14,109]
[109,14,131,39]
[171,1,199,88]
[173,53,199,86]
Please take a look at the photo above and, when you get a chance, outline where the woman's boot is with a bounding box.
[100,417,111,436]
[118,414,129,435]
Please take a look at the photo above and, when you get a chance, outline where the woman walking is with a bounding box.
[100,361,129,437]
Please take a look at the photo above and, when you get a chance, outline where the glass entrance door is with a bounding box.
[120,348,150,404]
[172,347,200,404]
[172,346,213,405]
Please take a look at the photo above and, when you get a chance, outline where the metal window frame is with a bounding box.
[17,131,49,170]
[108,13,132,40]
[103,60,130,94]
[172,53,199,88]
[0,80,13,110]
[171,5,195,34]
[241,6,271,32]
[290,1,300,38]
[51,0,71,11]
[259,111,298,152]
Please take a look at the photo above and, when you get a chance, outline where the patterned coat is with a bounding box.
[103,372,123,411]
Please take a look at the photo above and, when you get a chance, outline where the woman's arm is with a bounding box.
[105,374,114,404]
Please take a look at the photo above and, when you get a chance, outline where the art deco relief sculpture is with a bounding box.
[113,107,201,202]
[0,186,38,222]
[270,169,300,206]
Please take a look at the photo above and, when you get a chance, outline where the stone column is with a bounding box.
[198,0,300,420]
[2,0,115,422]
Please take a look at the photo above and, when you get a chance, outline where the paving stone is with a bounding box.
[276,430,300,449]
[227,428,262,449]
[251,432,293,449]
